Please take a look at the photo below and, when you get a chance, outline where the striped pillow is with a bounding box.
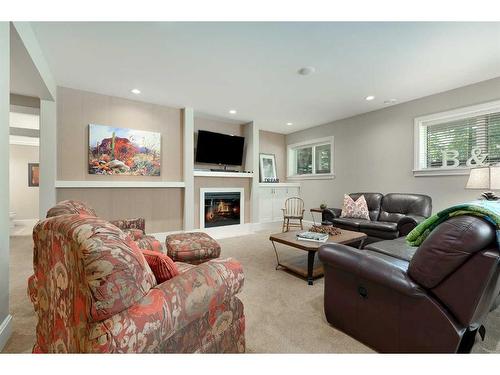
[141,250,179,284]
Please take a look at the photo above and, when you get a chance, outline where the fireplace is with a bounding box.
[200,188,244,229]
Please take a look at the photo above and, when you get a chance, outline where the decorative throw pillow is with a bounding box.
[340,194,370,221]
[141,249,179,284]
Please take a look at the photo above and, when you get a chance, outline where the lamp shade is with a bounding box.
[466,166,500,190]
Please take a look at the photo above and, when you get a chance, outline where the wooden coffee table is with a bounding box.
[269,229,367,285]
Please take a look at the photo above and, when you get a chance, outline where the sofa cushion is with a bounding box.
[331,217,370,230]
[379,193,432,223]
[348,193,383,221]
[360,227,400,240]
[142,250,179,283]
[341,194,370,220]
[359,221,398,233]
[364,237,417,262]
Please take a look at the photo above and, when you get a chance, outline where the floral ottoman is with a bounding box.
[165,232,221,264]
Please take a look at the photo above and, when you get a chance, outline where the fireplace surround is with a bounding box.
[200,188,244,229]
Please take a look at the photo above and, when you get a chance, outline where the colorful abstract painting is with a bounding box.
[88,124,161,176]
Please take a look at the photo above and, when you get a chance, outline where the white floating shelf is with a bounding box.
[259,182,301,188]
[55,180,186,188]
[193,170,254,178]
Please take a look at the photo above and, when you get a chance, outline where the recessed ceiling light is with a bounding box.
[298,66,316,76]
[384,98,398,105]
[365,95,375,101]
[229,110,237,114]
[131,88,141,95]
[287,122,293,126]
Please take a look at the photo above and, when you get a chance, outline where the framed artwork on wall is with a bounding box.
[88,124,161,176]
[259,153,278,182]
[28,163,39,187]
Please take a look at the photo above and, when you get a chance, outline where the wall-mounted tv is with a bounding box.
[195,130,245,166]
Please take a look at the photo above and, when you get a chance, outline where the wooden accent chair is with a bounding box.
[282,197,305,232]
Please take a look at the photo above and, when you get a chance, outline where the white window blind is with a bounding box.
[414,100,500,176]
[423,111,500,168]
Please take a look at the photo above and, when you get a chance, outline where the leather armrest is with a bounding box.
[397,214,426,236]
[322,208,342,224]
[318,244,423,297]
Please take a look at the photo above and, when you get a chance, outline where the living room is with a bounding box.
[1,1,500,373]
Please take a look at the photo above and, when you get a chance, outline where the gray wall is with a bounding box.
[286,77,500,213]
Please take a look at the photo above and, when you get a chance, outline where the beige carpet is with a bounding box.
[2,230,500,353]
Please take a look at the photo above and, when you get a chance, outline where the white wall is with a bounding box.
[9,144,39,220]
[0,22,12,351]
[286,77,500,213]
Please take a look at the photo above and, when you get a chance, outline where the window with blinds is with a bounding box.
[414,101,500,175]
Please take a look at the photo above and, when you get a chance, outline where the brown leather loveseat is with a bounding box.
[322,193,432,243]
[318,215,500,353]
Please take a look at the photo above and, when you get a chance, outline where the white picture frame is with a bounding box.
[259,153,277,182]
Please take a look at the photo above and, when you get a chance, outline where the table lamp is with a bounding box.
[465,166,500,200]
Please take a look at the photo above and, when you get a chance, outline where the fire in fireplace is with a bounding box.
[203,191,241,228]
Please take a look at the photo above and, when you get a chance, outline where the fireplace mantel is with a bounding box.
[194,170,254,178]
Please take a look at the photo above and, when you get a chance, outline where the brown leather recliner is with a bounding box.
[318,215,500,353]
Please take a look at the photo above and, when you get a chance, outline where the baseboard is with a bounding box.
[0,314,13,352]
[149,220,322,244]
[151,221,284,242]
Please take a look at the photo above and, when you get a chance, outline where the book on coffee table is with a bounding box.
[296,231,329,243]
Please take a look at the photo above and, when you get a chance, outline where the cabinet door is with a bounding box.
[272,188,288,221]
[259,188,274,223]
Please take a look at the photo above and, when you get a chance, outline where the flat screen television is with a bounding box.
[195,130,245,166]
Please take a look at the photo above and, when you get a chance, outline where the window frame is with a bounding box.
[287,136,335,180]
[413,100,500,177]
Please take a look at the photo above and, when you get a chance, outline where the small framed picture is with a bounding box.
[259,153,277,182]
[28,163,39,187]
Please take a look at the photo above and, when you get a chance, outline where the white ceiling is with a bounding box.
[31,22,500,134]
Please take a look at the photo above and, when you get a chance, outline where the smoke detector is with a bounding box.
[297,66,316,76]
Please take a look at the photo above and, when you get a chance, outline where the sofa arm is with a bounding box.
[397,214,426,236]
[322,208,342,224]
[88,258,244,353]
[110,217,146,232]
[318,243,423,297]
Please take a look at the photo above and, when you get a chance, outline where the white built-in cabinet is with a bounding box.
[258,183,301,223]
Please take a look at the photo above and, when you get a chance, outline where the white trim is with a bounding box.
[414,99,500,177]
[151,220,283,242]
[413,168,471,177]
[0,314,13,352]
[10,104,40,115]
[287,174,335,180]
[55,180,185,188]
[13,218,38,227]
[200,187,244,230]
[9,136,39,146]
[193,170,254,178]
[259,182,301,188]
[287,136,334,179]
[183,108,195,230]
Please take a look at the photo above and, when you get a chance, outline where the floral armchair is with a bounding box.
[46,200,162,252]
[29,203,245,353]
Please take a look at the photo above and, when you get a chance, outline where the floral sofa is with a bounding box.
[28,201,245,353]
[46,200,162,252]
